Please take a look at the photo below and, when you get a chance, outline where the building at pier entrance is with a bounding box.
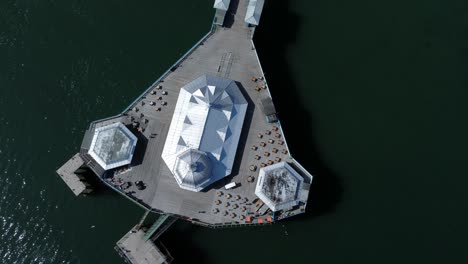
[161,75,248,192]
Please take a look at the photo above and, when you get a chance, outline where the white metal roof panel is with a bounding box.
[162,75,248,192]
[214,0,231,10]
[245,0,265,25]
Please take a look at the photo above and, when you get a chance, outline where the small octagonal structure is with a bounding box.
[173,149,213,192]
[88,122,137,170]
[255,162,304,211]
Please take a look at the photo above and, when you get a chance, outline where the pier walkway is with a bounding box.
[75,0,312,226]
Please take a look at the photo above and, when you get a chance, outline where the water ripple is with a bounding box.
[0,146,75,263]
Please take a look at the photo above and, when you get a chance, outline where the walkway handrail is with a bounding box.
[121,17,217,114]
[88,16,218,129]
[143,214,170,241]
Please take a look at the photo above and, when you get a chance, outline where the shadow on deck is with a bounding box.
[223,0,240,29]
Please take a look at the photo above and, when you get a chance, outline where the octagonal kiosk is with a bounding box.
[88,122,138,171]
[255,162,305,212]
[173,149,213,192]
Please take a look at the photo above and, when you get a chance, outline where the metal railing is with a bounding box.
[88,15,218,130]
[120,16,218,115]
[143,214,170,241]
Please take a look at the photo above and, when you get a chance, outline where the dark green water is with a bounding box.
[1,0,467,263]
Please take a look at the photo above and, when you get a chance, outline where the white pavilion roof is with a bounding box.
[88,122,137,171]
[245,0,265,26]
[255,162,304,211]
[213,0,231,10]
[162,75,248,192]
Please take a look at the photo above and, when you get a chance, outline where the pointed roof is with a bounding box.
[245,0,265,26]
[213,0,231,10]
[174,149,213,192]
[162,75,248,192]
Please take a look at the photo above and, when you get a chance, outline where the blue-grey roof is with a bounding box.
[174,149,213,192]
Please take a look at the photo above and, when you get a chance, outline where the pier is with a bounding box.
[56,153,93,196]
[116,225,173,264]
[58,0,314,263]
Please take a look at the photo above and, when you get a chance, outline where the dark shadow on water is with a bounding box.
[75,167,115,195]
[160,223,211,264]
[254,0,343,217]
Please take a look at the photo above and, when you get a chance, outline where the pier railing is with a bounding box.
[121,17,217,114]
[88,16,217,129]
